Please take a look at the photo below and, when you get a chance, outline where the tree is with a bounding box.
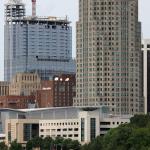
[53,137,64,150]
[89,136,103,150]
[68,140,81,150]
[26,136,54,150]
[26,140,33,150]
[31,137,43,149]
[81,144,90,150]
[81,115,150,150]
[130,114,150,128]
[9,140,22,150]
[0,142,8,150]
[126,128,150,150]
[42,136,53,150]
[103,125,133,150]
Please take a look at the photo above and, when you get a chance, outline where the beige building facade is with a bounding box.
[0,81,9,96]
[9,73,41,96]
[74,0,143,115]
[142,39,150,114]
[5,108,130,146]
[5,119,39,146]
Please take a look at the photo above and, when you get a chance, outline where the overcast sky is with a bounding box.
[0,0,150,80]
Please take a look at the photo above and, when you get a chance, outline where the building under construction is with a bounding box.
[4,0,75,81]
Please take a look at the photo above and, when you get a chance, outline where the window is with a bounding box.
[40,129,44,132]
[74,128,78,131]
[81,118,85,142]
[63,128,67,131]
[68,128,72,131]
[100,128,110,131]
[90,118,96,141]
[147,44,150,48]
[100,122,110,125]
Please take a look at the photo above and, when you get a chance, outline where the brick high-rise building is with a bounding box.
[74,0,143,115]
[36,74,76,108]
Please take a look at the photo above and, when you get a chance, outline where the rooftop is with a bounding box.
[6,16,70,24]
[6,0,23,5]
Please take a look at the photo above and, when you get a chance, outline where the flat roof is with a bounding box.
[6,16,70,24]
[0,108,25,113]
[19,106,77,112]
[0,107,132,118]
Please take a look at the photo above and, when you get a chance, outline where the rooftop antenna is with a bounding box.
[31,0,36,17]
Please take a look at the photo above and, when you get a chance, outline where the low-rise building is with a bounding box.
[3,107,130,147]
[6,119,39,147]
[0,95,35,109]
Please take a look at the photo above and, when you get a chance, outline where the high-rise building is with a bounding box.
[142,39,150,114]
[74,0,143,115]
[4,0,75,81]
[36,74,76,108]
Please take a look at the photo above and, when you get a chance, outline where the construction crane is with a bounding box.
[32,0,36,17]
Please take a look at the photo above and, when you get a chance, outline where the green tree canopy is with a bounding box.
[81,114,150,150]
[9,140,22,150]
[0,142,8,150]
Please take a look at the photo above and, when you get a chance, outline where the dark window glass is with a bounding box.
[90,118,96,141]
[81,118,85,142]
[147,44,150,48]
[23,124,31,141]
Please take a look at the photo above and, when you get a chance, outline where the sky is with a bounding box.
[0,0,150,80]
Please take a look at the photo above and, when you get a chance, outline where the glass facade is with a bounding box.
[81,118,85,142]
[4,1,75,81]
[23,124,39,141]
[90,118,96,141]
[23,124,31,141]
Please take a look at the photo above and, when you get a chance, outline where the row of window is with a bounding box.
[142,44,150,48]
[100,121,128,126]
[40,128,78,132]
[40,122,79,126]
[41,134,78,138]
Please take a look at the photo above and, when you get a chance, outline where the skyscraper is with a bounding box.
[74,0,143,115]
[142,39,150,114]
[4,0,75,81]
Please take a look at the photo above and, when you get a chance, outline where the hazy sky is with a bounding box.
[0,0,150,80]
